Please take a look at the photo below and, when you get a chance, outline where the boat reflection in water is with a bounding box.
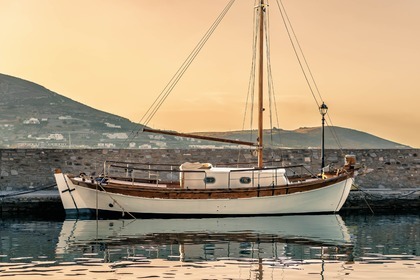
[56,215,353,264]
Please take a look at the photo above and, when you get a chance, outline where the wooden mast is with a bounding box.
[257,0,265,169]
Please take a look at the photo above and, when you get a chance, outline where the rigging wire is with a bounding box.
[238,1,259,165]
[264,3,282,149]
[326,116,344,151]
[132,0,236,137]
[242,1,281,145]
[95,0,236,175]
[242,1,259,143]
[275,0,344,152]
[277,0,323,105]
[265,7,274,143]
[124,0,345,156]
[264,3,285,165]
[275,0,320,108]
[263,3,281,165]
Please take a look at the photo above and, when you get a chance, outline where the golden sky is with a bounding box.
[0,0,419,148]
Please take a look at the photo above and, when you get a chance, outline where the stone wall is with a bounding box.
[0,148,419,191]
[0,148,419,215]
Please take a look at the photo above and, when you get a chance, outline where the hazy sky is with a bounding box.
[0,0,419,148]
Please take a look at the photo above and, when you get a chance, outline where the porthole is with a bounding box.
[204,177,216,184]
[240,177,252,184]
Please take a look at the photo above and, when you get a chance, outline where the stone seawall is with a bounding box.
[0,148,419,215]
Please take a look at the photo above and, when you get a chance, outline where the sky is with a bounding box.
[0,0,419,148]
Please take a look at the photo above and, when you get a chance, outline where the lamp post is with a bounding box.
[319,102,328,174]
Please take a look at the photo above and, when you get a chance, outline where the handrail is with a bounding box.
[106,162,313,174]
[102,160,317,188]
[108,163,314,177]
[106,160,180,167]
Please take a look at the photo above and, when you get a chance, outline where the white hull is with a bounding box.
[55,172,352,218]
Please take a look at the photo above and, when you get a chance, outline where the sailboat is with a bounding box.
[54,0,358,218]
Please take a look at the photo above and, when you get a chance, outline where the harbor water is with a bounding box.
[0,214,419,279]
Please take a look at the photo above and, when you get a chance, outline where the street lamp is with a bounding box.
[319,102,328,174]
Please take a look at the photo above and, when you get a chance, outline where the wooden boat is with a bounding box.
[54,0,357,218]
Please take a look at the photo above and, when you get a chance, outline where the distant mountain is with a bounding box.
[195,127,410,149]
[0,73,142,148]
[0,73,411,149]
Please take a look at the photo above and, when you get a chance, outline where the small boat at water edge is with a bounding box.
[54,0,358,219]
[54,157,356,218]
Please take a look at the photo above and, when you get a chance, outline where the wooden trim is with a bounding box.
[71,173,351,200]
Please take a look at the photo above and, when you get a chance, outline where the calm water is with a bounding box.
[0,214,419,279]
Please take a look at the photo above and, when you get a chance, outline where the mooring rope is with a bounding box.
[351,179,375,215]
[97,182,136,219]
[0,183,57,198]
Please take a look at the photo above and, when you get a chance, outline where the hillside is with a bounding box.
[195,127,409,149]
[0,73,411,149]
[0,73,139,147]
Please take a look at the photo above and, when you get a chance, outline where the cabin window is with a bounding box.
[240,177,252,184]
[204,177,216,184]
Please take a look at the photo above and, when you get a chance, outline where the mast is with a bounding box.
[257,0,265,168]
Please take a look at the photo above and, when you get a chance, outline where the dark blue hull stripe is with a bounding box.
[65,208,336,219]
